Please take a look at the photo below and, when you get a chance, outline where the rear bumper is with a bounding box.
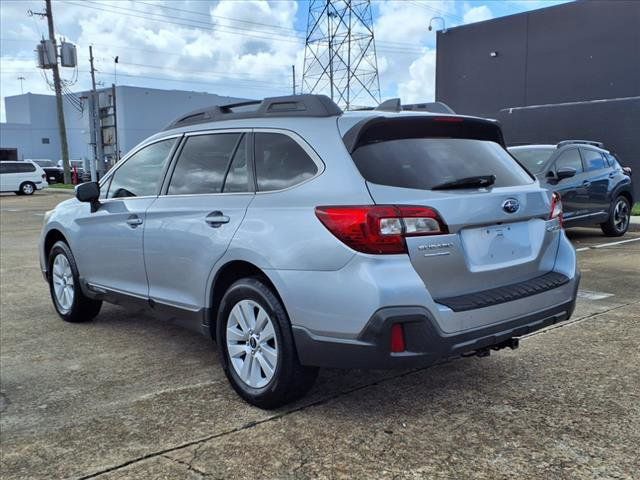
[293,273,579,369]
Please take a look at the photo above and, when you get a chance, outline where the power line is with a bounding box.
[405,0,464,23]
[58,0,429,55]
[135,0,307,34]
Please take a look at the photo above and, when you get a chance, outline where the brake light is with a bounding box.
[433,116,464,123]
[315,205,447,254]
[549,192,563,227]
[42,174,46,180]
[390,324,406,353]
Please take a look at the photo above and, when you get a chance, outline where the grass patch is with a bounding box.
[48,183,75,190]
[632,203,640,216]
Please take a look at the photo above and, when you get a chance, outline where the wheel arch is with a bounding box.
[207,260,286,341]
[43,228,69,268]
[616,189,633,208]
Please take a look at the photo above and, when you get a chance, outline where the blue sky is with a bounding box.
[0,0,571,121]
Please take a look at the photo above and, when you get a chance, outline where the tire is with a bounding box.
[216,277,318,409]
[19,182,35,195]
[600,195,630,237]
[48,241,102,322]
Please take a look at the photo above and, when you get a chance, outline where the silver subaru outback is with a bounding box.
[39,95,579,408]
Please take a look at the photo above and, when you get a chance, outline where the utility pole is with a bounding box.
[45,0,71,184]
[292,65,296,95]
[17,76,25,94]
[88,46,102,181]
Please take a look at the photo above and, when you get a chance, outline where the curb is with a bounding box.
[629,217,640,232]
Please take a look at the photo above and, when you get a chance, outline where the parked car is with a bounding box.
[39,95,580,408]
[57,159,86,179]
[0,160,48,195]
[30,159,64,184]
[509,141,634,236]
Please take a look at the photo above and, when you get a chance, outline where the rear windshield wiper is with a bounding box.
[431,175,496,191]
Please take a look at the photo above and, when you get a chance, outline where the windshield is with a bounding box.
[351,138,533,190]
[508,147,554,173]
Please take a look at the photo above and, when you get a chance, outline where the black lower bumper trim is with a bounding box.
[293,282,578,370]
[435,272,570,312]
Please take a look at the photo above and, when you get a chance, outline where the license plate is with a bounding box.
[460,220,542,270]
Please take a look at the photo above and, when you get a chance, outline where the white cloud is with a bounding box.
[373,1,455,102]
[397,49,437,103]
[463,5,494,24]
[1,0,302,121]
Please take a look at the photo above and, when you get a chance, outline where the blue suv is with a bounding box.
[509,140,634,236]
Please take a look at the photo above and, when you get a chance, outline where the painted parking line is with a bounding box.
[577,290,614,300]
[575,237,640,252]
[592,237,640,248]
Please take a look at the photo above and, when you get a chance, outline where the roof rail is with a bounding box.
[164,94,343,130]
[557,140,604,149]
[374,99,456,114]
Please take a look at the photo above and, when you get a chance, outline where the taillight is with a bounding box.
[315,205,447,254]
[42,173,46,180]
[549,192,563,227]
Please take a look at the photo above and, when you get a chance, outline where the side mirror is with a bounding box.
[75,182,100,212]
[556,167,577,180]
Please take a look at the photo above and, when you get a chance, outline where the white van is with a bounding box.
[0,161,48,195]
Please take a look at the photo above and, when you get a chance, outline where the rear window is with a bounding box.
[351,138,533,190]
[508,147,554,173]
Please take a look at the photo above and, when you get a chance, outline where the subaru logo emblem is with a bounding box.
[502,198,520,214]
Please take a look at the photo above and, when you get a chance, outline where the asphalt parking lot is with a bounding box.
[1,191,638,480]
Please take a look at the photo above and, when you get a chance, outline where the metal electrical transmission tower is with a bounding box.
[302,0,381,110]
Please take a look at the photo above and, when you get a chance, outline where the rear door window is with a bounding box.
[555,149,583,173]
[254,133,318,191]
[351,138,532,190]
[581,149,607,172]
[167,133,246,195]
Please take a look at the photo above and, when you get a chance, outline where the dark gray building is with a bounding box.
[435,0,640,193]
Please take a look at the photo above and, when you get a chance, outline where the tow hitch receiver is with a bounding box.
[463,337,520,358]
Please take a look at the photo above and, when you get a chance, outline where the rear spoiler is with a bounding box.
[342,115,506,153]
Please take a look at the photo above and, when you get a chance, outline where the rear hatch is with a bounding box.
[342,114,561,299]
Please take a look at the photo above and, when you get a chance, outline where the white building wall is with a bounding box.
[1,86,249,162]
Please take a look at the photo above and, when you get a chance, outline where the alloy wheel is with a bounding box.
[226,299,278,389]
[22,183,34,195]
[613,199,629,233]
[52,254,74,313]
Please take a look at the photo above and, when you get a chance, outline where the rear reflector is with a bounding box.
[315,205,447,254]
[390,324,406,353]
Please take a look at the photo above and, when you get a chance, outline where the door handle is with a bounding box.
[205,211,230,228]
[126,215,143,228]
